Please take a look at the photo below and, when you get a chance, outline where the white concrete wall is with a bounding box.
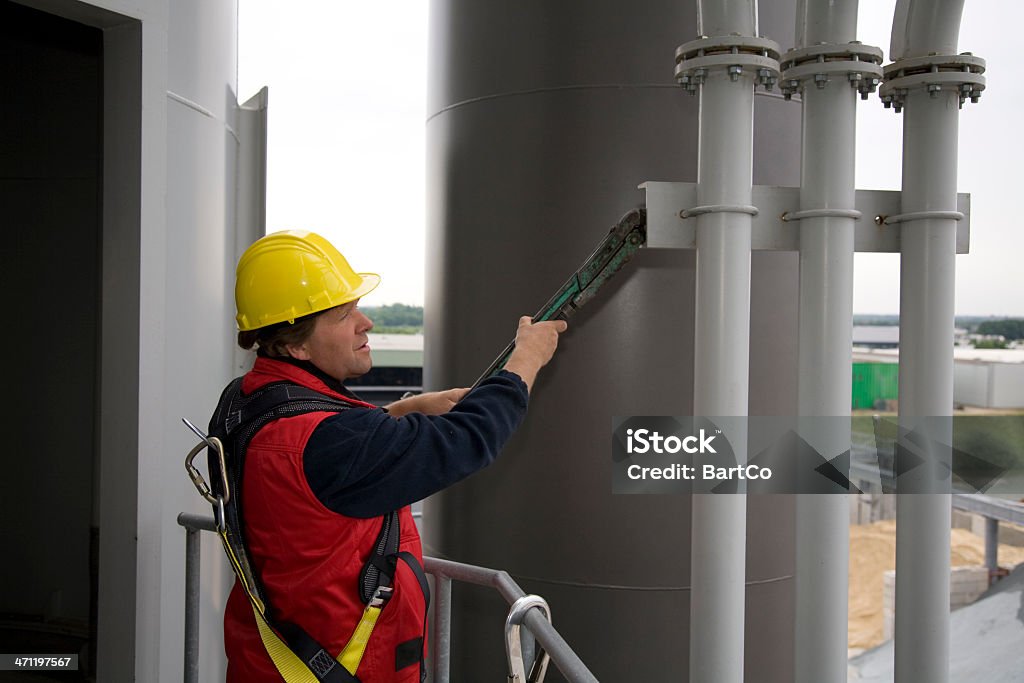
[953,361,990,407]
[991,363,1024,409]
[954,361,1024,408]
[160,1,243,681]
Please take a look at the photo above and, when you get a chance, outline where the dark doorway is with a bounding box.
[0,2,102,679]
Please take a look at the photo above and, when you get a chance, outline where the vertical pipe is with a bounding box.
[794,3,857,682]
[895,92,957,683]
[892,1,964,675]
[891,0,965,60]
[795,0,858,48]
[183,527,200,683]
[690,3,755,681]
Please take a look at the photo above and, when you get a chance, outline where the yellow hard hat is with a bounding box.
[235,230,380,331]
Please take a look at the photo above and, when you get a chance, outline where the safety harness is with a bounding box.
[186,378,430,682]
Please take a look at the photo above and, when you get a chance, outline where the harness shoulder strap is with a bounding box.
[210,379,364,683]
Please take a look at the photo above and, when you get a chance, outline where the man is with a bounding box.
[221,230,566,682]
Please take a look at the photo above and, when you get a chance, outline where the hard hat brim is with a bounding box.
[349,272,381,302]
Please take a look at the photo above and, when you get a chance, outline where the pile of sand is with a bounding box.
[849,519,1024,651]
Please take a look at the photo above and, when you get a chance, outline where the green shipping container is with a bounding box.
[851,362,899,410]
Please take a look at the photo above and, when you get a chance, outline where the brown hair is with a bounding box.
[237,313,321,358]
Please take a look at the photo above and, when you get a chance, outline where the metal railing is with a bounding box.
[951,493,1024,576]
[425,555,597,682]
[176,512,598,683]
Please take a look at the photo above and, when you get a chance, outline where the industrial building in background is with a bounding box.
[2,0,1019,682]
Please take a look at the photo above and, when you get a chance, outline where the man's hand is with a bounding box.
[386,388,470,417]
[504,316,568,392]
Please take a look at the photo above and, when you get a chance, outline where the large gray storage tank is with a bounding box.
[424,1,801,680]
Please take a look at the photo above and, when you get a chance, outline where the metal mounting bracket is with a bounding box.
[640,181,970,253]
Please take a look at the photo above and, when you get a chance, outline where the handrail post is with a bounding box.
[432,574,452,683]
[180,517,204,683]
[177,513,216,682]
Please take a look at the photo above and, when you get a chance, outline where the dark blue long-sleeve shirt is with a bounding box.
[302,370,529,518]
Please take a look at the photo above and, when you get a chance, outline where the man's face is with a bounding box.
[287,301,374,381]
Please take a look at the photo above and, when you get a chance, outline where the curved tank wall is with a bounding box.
[424,1,802,680]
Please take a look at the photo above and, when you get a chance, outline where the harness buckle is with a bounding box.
[369,585,393,609]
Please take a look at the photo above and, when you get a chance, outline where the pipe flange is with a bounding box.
[779,42,884,100]
[879,53,986,112]
[675,35,781,94]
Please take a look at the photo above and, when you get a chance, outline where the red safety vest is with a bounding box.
[224,357,426,682]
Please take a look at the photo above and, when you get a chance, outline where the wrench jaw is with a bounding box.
[472,209,648,390]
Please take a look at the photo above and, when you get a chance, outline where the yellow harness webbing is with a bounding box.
[337,603,384,673]
[219,528,382,680]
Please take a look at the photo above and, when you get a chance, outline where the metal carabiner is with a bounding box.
[505,595,551,683]
[182,418,230,506]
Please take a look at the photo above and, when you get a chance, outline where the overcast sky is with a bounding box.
[239,1,1023,316]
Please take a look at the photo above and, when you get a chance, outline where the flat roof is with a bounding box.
[367,333,423,351]
[368,333,423,368]
[853,348,1024,365]
[852,325,900,344]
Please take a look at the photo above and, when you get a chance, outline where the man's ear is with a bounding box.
[285,343,312,361]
